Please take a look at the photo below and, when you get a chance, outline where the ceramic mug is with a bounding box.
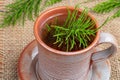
[34,6,118,80]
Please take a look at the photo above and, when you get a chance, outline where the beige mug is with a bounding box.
[34,6,118,80]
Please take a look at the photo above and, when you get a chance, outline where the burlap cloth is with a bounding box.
[0,0,120,80]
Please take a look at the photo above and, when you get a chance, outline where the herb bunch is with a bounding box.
[0,0,62,28]
[47,7,97,51]
[93,0,120,20]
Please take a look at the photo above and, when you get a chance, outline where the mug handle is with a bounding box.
[92,32,118,62]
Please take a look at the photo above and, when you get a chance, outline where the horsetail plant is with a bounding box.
[46,6,98,51]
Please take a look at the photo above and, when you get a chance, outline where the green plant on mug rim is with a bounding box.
[46,6,108,51]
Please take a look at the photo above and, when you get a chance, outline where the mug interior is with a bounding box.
[34,6,100,55]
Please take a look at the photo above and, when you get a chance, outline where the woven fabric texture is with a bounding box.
[0,0,120,80]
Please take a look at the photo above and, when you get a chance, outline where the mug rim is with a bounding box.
[34,6,100,56]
